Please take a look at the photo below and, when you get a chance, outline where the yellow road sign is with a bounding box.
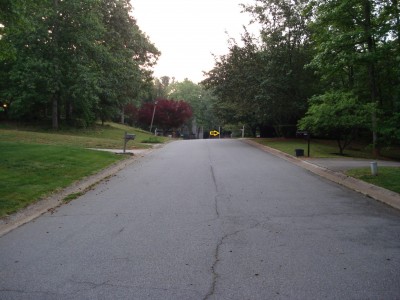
[209,130,220,137]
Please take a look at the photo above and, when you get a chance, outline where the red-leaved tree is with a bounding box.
[124,103,138,126]
[138,98,193,132]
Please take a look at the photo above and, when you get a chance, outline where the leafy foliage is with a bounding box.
[137,99,193,133]
[307,0,400,151]
[203,0,399,148]
[298,91,372,154]
[203,0,317,137]
[168,79,218,135]
[0,0,159,129]
[123,103,139,127]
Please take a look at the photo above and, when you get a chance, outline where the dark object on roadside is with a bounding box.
[123,132,136,154]
[295,149,305,157]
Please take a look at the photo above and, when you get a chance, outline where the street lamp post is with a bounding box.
[149,101,158,134]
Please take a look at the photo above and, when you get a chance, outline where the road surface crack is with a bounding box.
[203,231,238,300]
[203,220,261,300]
[210,165,220,218]
[207,142,221,218]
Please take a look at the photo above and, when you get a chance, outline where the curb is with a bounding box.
[0,149,153,237]
[243,139,400,211]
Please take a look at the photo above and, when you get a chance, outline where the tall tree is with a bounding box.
[203,0,316,137]
[203,31,267,136]
[168,79,217,137]
[243,0,317,135]
[0,0,159,129]
[308,0,400,152]
[98,0,159,125]
[298,91,373,155]
[137,98,193,133]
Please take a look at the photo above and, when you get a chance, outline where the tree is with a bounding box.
[203,0,317,137]
[245,0,318,135]
[1,0,107,128]
[298,91,372,155]
[167,79,217,137]
[123,103,138,126]
[308,0,400,153]
[203,31,268,136]
[0,0,159,129]
[137,98,193,134]
[98,0,159,125]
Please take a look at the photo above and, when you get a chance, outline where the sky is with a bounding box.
[131,0,259,83]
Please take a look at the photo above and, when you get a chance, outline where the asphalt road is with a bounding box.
[1,139,400,299]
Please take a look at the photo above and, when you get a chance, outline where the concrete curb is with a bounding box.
[0,148,154,237]
[243,139,400,211]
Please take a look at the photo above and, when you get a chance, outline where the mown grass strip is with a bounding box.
[0,142,124,217]
[346,167,400,194]
[253,138,398,159]
[0,122,168,149]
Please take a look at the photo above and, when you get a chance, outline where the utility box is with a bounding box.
[295,149,304,157]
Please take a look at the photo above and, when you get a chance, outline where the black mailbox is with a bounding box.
[296,130,308,138]
[125,133,136,140]
[123,132,135,153]
[295,130,310,157]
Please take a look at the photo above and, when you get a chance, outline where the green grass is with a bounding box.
[255,138,337,158]
[255,138,400,194]
[254,138,398,160]
[346,167,400,194]
[0,122,168,149]
[0,122,171,217]
[63,192,85,203]
[140,136,163,144]
[0,141,125,217]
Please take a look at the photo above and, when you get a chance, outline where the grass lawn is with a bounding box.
[254,138,400,194]
[346,167,400,194]
[0,122,168,149]
[0,122,169,217]
[254,138,399,160]
[0,141,125,217]
[255,138,339,158]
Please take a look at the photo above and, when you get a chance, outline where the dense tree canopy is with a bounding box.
[2,0,399,149]
[0,0,159,129]
[298,91,373,154]
[167,79,218,137]
[305,0,400,153]
[137,98,193,133]
[203,0,317,137]
[203,0,399,151]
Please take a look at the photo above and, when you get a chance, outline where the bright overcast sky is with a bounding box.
[131,0,259,83]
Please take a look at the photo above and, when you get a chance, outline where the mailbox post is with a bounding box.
[296,131,311,157]
[123,131,136,154]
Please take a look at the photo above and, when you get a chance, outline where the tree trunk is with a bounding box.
[65,99,72,124]
[363,0,380,156]
[52,95,58,130]
[337,138,344,156]
[120,106,125,124]
[52,0,59,130]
